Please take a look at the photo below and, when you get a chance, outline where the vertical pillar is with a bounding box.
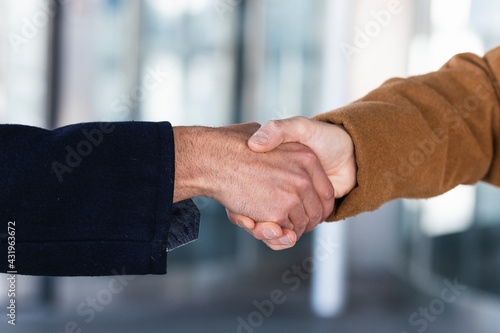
[310,0,353,318]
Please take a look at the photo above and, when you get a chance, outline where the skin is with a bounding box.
[227,116,357,250]
[173,122,335,243]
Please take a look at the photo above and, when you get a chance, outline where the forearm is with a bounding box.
[314,47,500,221]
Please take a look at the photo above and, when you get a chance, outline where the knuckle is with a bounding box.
[316,211,323,221]
[291,116,311,138]
[302,149,318,164]
[281,191,297,205]
[266,119,283,131]
[272,213,287,226]
[291,115,307,122]
[312,215,322,228]
[293,174,313,192]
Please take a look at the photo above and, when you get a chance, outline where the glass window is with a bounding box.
[57,0,143,125]
[242,0,326,123]
[137,0,330,264]
[0,0,49,126]
[139,0,236,127]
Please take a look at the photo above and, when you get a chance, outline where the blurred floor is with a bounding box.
[1,269,497,333]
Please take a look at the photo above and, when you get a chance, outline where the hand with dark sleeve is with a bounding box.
[0,121,334,276]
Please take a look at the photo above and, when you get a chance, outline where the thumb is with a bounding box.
[247,116,310,153]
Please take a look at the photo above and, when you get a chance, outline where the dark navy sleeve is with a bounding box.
[0,121,200,276]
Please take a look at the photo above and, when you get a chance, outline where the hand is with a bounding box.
[249,116,356,197]
[173,122,335,241]
[227,116,356,249]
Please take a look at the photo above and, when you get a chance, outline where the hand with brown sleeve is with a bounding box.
[230,46,500,249]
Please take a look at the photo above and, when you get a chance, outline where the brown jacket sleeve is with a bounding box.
[313,47,500,221]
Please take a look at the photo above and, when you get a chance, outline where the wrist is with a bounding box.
[173,126,216,202]
[173,123,261,205]
[174,126,243,202]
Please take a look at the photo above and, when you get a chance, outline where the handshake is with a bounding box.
[173,116,357,250]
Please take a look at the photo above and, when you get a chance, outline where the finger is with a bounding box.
[262,229,297,250]
[293,149,333,231]
[247,116,311,153]
[227,208,294,233]
[300,181,324,233]
[308,156,336,222]
[227,210,286,241]
[226,209,255,230]
[288,203,309,240]
[227,211,297,248]
[248,222,284,240]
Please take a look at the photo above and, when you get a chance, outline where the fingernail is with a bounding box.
[280,235,293,245]
[263,229,279,239]
[250,132,268,145]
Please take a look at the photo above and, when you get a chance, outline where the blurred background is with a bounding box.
[1,0,500,332]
